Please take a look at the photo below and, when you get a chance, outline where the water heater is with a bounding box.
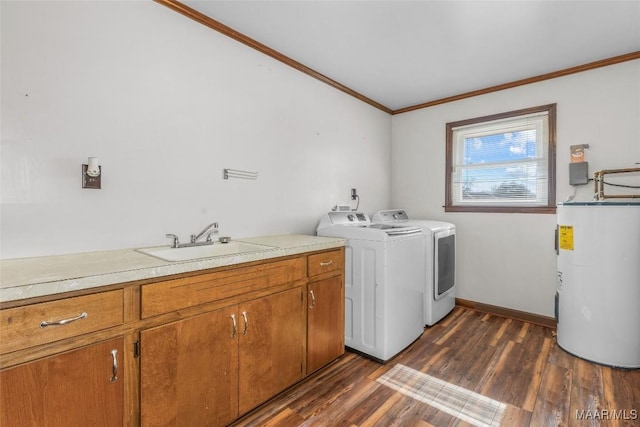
[556,202,640,368]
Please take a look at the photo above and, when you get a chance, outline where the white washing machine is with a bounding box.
[316,211,425,362]
[372,210,456,326]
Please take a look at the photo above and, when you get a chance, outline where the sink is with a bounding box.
[136,241,276,262]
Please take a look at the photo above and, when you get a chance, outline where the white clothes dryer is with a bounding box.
[372,210,456,326]
[316,211,425,362]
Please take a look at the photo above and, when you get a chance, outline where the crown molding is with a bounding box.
[393,51,640,115]
[155,1,639,116]
[154,0,393,114]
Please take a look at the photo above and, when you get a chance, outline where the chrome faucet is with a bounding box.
[191,222,219,243]
[166,233,180,248]
[165,222,219,248]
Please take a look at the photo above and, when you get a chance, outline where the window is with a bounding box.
[445,104,556,213]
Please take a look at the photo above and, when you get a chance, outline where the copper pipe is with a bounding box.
[593,167,640,200]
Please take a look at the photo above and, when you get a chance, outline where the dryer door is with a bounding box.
[434,229,455,300]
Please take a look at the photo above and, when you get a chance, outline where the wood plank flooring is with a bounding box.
[231,307,640,427]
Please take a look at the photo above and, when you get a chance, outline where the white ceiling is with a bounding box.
[182,1,640,111]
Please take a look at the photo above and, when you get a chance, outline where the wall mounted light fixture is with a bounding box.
[82,157,101,189]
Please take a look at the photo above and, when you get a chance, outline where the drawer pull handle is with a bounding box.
[309,290,316,308]
[230,314,237,338]
[320,260,333,267]
[241,311,248,335]
[39,312,87,328]
[110,349,118,383]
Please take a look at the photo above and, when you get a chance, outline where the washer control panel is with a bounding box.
[347,213,368,222]
[374,210,409,222]
[327,211,370,225]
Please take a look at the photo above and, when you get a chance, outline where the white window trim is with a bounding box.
[445,104,556,214]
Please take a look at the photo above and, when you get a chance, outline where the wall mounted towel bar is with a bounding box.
[223,169,258,180]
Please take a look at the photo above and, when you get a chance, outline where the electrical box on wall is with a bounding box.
[569,162,589,185]
[569,144,590,186]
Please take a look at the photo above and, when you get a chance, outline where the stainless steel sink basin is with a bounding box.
[136,241,276,262]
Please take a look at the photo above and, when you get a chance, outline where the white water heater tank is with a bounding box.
[556,202,640,368]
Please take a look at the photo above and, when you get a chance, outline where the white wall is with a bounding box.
[391,60,640,317]
[0,1,391,259]
[3,2,638,319]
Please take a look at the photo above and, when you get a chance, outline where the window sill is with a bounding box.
[444,206,557,214]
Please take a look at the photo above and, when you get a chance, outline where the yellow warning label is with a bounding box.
[559,225,574,250]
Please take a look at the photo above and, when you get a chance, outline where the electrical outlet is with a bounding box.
[351,188,358,200]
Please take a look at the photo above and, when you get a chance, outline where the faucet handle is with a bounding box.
[166,233,180,248]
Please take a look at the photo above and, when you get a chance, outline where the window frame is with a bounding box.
[445,104,557,214]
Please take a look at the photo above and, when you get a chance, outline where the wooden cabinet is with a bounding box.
[307,250,344,278]
[140,277,306,426]
[1,337,124,427]
[306,249,345,374]
[0,289,127,426]
[238,286,305,414]
[1,245,344,427]
[307,276,344,374]
[1,290,124,354]
[140,257,306,318]
[140,306,239,426]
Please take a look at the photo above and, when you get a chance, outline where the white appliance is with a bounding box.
[556,202,640,368]
[372,210,456,326]
[316,211,425,362]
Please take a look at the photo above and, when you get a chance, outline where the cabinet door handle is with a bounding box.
[230,314,237,338]
[241,311,248,335]
[309,290,316,309]
[110,349,118,383]
[320,260,333,267]
[39,312,87,328]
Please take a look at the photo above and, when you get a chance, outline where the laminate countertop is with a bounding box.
[0,234,345,303]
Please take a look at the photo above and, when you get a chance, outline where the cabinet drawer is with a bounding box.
[0,290,124,354]
[141,257,306,318]
[307,249,344,277]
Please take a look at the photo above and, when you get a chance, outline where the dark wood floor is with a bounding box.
[232,307,640,427]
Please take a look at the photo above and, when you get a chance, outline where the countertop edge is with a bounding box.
[0,235,345,303]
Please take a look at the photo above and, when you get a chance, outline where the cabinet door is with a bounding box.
[140,306,238,427]
[307,276,345,374]
[238,286,305,415]
[1,337,124,427]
